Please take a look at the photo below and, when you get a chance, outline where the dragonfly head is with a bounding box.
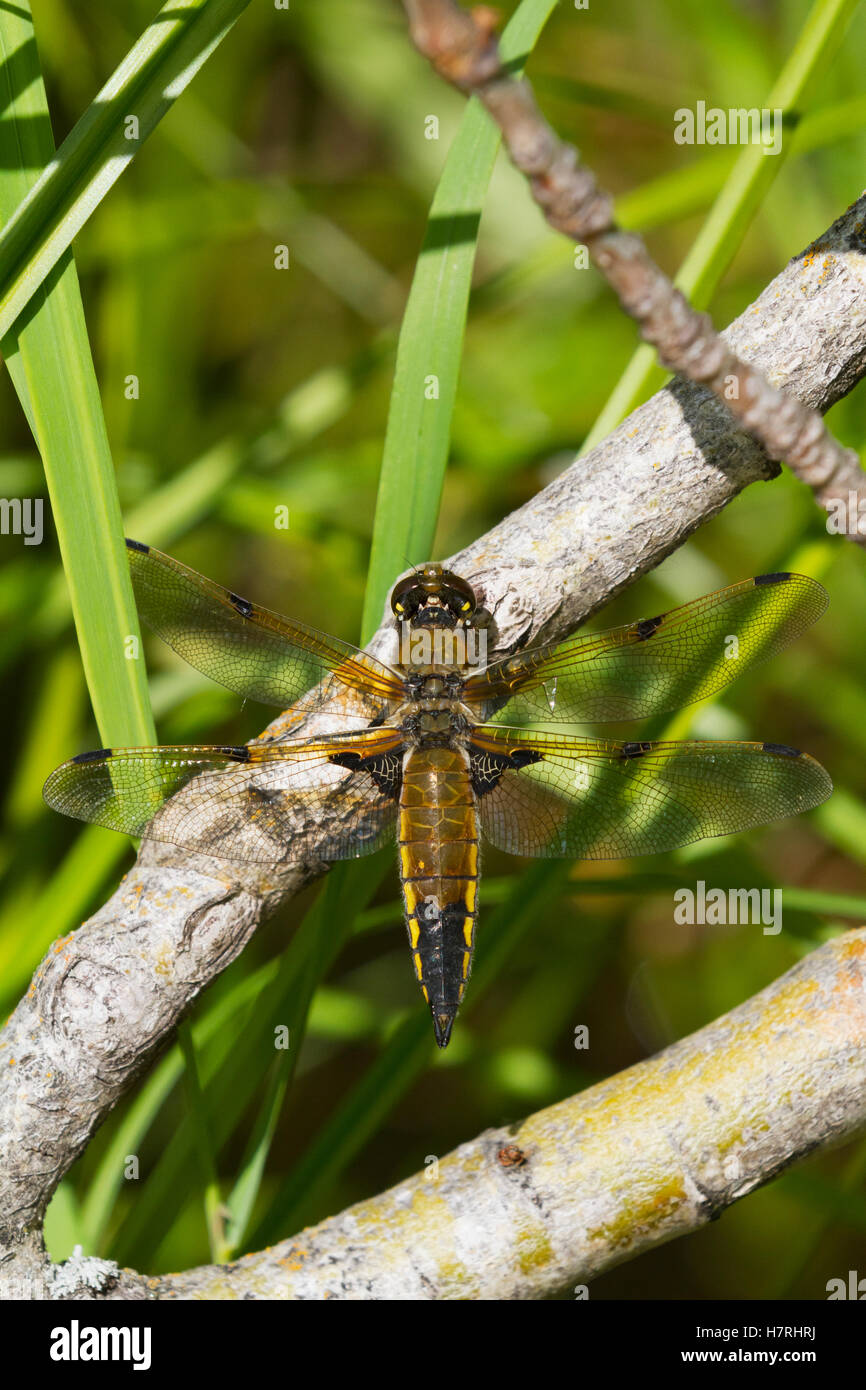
[390,564,478,629]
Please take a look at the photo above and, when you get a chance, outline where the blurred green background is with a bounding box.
[2,0,866,1297]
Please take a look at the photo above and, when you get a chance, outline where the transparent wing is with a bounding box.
[470,726,832,859]
[462,573,827,726]
[43,727,405,865]
[127,539,403,717]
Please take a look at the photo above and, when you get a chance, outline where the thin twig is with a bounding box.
[402,0,866,539]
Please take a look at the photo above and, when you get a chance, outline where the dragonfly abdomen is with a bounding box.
[398,745,478,1048]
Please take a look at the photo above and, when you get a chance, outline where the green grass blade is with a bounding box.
[581,0,859,454]
[177,1021,230,1264]
[0,0,251,342]
[222,1053,292,1254]
[0,3,153,748]
[361,0,558,639]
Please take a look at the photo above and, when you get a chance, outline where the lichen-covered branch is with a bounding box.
[24,928,866,1299]
[1,191,865,1289]
[402,0,866,538]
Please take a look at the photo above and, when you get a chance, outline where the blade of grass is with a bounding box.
[0,0,252,342]
[177,1020,230,1264]
[361,0,559,638]
[580,0,860,454]
[0,3,154,747]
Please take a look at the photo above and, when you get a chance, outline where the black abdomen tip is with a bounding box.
[432,1012,455,1049]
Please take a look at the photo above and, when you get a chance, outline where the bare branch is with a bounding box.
[402,0,866,539]
[19,928,865,1300]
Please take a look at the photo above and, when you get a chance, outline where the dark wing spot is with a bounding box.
[470,745,542,796]
[72,748,112,764]
[511,748,542,770]
[217,745,251,762]
[621,741,653,760]
[762,741,801,758]
[754,572,791,586]
[636,615,662,640]
[329,748,403,799]
[125,538,149,554]
[330,751,361,770]
[228,592,254,618]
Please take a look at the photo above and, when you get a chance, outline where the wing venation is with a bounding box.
[470,726,832,859]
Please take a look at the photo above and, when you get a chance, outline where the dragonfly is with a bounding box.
[44,542,832,1047]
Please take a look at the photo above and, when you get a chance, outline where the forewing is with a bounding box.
[43,728,404,865]
[127,540,403,715]
[463,573,827,725]
[471,727,832,859]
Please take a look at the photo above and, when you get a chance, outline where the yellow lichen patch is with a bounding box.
[588,1175,689,1251]
[515,1223,553,1276]
[154,943,173,978]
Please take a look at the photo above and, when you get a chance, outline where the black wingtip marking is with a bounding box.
[229,591,254,618]
[636,615,663,640]
[755,572,791,586]
[126,538,149,554]
[72,748,112,764]
[762,741,801,758]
